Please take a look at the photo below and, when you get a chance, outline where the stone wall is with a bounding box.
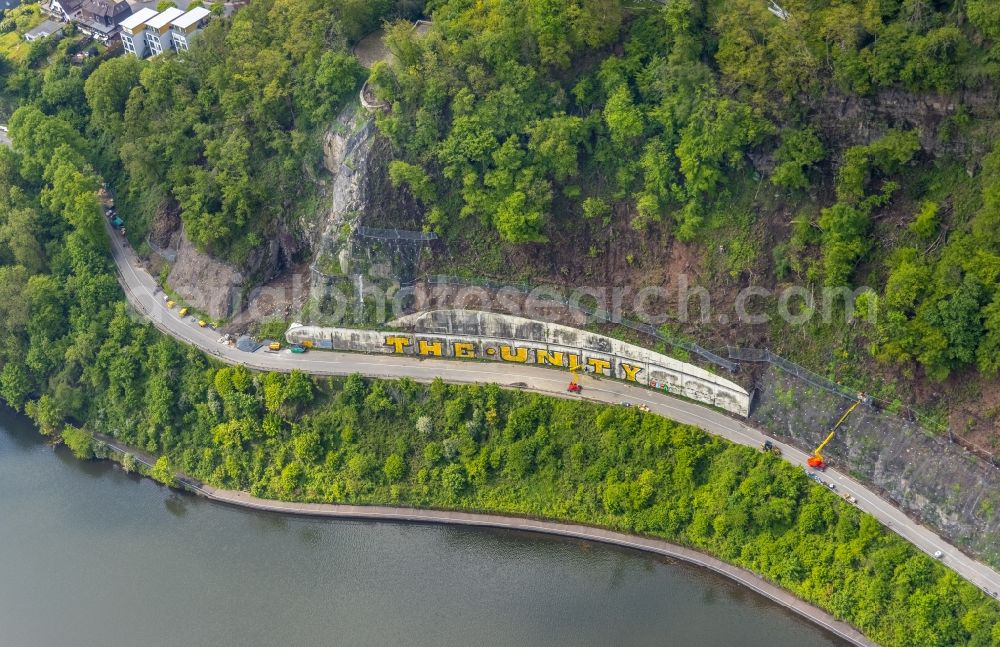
[286,310,751,417]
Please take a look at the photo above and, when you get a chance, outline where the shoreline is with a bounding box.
[94,433,877,647]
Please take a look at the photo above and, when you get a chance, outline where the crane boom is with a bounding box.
[813,429,837,456]
[807,400,861,469]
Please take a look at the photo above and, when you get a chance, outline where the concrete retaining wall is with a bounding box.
[286,310,750,416]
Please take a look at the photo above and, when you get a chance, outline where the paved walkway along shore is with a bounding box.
[104,221,1000,600]
[92,433,877,647]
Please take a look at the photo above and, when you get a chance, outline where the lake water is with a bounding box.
[0,408,849,647]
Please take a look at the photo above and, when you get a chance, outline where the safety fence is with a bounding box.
[419,275,738,372]
[355,227,439,241]
[726,347,1000,468]
[408,275,998,466]
[323,263,998,466]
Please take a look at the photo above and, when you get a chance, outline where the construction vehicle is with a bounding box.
[567,366,582,393]
[178,307,189,317]
[761,439,782,456]
[807,400,861,470]
[268,342,281,351]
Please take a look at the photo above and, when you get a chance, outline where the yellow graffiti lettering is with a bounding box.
[500,345,528,363]
[535,349,564,367]
[384,336,412,354]
[418,339,443,356]
[453,342,476,358]
[621,362,642,382]
[567,354,581,371]
[587,357,611,375]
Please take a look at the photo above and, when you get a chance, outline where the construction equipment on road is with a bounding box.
[567,366,582,393]
[807,400,861,470]
[761,439,782,456]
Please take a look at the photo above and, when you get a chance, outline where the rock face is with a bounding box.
[813,87,1000,158]
[751,366,1000,568]
[307,102,378,260]
[166,228,245,320]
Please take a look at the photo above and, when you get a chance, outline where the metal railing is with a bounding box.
[421,275,738,372]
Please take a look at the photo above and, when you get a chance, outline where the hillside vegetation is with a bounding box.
[0,118,997,641]
[6,0,998,414]
[370,0,1000,389]
[0,2,998,644]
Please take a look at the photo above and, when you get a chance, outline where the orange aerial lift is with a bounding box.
[807,400,861,470]
[567,365,582,393]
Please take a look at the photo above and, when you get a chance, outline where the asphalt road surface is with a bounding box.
[105,221,1000,599]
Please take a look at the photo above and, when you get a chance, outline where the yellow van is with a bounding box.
[178,308,189,317]
[268,342,281,351]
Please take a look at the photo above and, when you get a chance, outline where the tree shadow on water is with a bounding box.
[164,493,189,518]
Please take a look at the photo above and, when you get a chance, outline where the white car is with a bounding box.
[933,550,944,559]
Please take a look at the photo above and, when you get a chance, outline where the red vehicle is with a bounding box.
[567,382,581,393]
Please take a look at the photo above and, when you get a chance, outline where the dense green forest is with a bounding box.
[0,103,996,645]
[1,0,421,263]
[0,1,998,644]
[368,0,1000,389]
[0,115,997,644]
[7,0,1000,393]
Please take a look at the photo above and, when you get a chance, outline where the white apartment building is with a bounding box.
[170,6,210,51]
[119,7,158,58]
[144,6,184,57]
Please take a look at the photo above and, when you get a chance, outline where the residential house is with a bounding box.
[43,0,83,21]
[143,6,182,57]
[169,6,209,51]
[119,6,157,58]
[23,18,63,41]
[77,0,131,42]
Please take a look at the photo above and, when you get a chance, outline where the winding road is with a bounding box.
[105,221,1000,601]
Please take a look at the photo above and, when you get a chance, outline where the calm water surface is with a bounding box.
[0,408,849,647]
